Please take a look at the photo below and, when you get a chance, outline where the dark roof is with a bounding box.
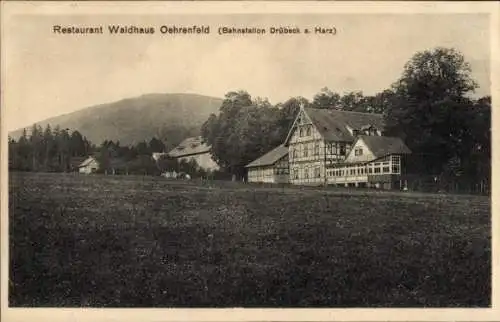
[168,136,211,158]
[245,145,289,168]
[70,156,88,169]
[359,135,411,158]
[302,108,385,142]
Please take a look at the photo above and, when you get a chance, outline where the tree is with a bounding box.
[311,87,341,109]
[201,90,296,180]
[384,47,479,175]
[201,90,253,179]
[41,124,54,170]
[275,97,305,141]
[148,137,165,153]
[29,124,43,170]
[339,91,364,111]
[69,130,89,157]
[135,141,150,155]
[357,90,395,114]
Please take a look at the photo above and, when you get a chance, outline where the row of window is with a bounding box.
[327,166,399,177]
[265,155,402,179]
[291,142,349,159]
[292,167,321,180]
[352,128,379,136]
[298,125,313,137]
[292,143,320,158]
[327,160,401,177]
[249,168,290,177]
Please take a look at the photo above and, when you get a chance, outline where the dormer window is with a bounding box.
[306,126,311,136]
[354,148,363,156]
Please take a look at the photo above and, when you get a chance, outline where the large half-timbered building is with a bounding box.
[247,106,412,189]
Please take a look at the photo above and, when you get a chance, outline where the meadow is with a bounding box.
[8,172,491,307]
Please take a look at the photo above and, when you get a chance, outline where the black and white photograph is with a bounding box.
[1,1,498,321]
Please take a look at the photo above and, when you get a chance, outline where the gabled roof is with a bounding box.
[245,145,289,168]
[79,156,98,168]
[70,156,88,169]
[304,108,385,142]
[358,135,411,158]
[168,136,211,158]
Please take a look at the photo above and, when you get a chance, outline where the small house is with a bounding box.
[246,145,289,184]
[168,136,219,171]
[78,156,99,174]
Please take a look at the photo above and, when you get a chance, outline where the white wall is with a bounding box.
[79,159,98,174]
[180,152,219,171]
[345,138,376,163]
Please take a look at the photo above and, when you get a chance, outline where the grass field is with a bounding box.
[8,172,491,307]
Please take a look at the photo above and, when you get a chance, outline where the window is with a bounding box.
[368,168,373,174]
[374,167,381,174]
[339,144,346,156]
[292,148,298,159]
[306,126,311,136]
[350,169,355,175]
[303,145,309,157]
[314,143,320,156]
[331,144,338,155]
[299,127,303,137]
[293,169,299,179]
[355,148,363,156]
[305,168,309,179]
[315,167,321,178]
[383,166,390,173]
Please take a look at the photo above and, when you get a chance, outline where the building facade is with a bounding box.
[168,136,219,171]
[246,106,411,188]
[282,107,411,188]
[246,145,289,183]
[78,156,99,174]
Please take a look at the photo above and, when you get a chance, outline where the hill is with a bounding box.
[9,93,223,149]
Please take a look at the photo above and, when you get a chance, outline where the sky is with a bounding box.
[2,12,491,131]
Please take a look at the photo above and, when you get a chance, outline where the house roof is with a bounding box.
[359,135,411,158]
[285,108,385,144]
[168,136,211,158]
[70,156,88,169]
[79,156,97,168]
[245,145,289,168]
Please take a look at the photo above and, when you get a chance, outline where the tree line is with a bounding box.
[8,125,175,175]
[201,47,490,192]
[8,125,93,172]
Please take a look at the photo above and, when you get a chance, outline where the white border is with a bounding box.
[1,2,499,322]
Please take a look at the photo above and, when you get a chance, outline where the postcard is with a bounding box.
[1,1,498,321]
